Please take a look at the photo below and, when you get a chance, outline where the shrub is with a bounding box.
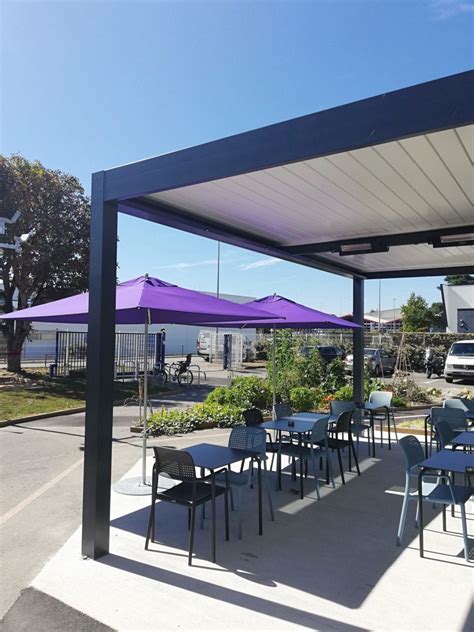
[205,386,233,405]
[148,402,244,436]
[229,376,273,410]
[289,386,318,412]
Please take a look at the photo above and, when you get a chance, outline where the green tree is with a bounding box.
[0,155,90,372]
[444,274,474,285]
[400,293,431,332]
[429,301,446,331]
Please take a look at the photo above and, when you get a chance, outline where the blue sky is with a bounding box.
[2,0,473,314]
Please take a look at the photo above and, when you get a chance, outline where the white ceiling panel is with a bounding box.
[146,125,474,276]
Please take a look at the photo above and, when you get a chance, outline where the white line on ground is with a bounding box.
[0,457,83,527]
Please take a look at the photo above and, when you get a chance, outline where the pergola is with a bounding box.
[83,70,474,559]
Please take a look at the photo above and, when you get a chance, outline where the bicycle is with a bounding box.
[153,354,194,387]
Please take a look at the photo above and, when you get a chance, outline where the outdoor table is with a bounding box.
[451,431,474,450]
[424,414,472,457]
[259,415,328,499]
[417,450,474,558]
[183,443,264,542]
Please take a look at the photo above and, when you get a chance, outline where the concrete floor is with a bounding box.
[26,429,473,632]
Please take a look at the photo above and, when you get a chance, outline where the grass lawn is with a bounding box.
[0,371,165,421]
[397,418,425,429]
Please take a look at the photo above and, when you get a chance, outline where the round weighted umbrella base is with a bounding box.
[113,474,176,496]
[113,476,153,496]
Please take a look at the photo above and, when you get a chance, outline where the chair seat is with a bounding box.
[157,480,225,505]
[424,484,472,505]
[266,442,279,454]
[214,470,248,487]
[280,442,321,459]
[324,437,350,450]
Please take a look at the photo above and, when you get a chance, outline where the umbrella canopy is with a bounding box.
[201,294,360,329]
[1,276,283,325]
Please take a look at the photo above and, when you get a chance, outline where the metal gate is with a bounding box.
[55,331,161,377]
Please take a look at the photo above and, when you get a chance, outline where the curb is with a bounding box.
[0,400,125,427]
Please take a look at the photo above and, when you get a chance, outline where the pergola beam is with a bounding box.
[103,71,473,202]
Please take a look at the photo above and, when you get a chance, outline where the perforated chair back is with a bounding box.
[228,426,266,455]
[310,416,329,444]
[369,391,392,407]
[274,403,292,419]
[431,406,467,432]
[153,446,196,482]
[335,409,353,434]
[330,400,356,418]
[243,408,264,427]
[444,398,468,413]
[433,419,458,450]
[399,435,425,473]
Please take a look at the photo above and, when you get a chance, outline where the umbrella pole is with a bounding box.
[142,318,149,486]
[272,326,276,419]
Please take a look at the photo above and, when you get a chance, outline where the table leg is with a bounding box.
[424,416,429,458]
[211,470,216,563]
[387,407,391,450]
[371,411,376,458]
[277,431,282,491]
[418,468,424,558]
[257,458,262,535]
[299,436,304,499]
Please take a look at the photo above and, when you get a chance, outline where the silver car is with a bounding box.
[345,348,396,377]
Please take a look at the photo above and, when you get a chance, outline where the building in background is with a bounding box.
[341,308,402,332]
[440,284,474,333]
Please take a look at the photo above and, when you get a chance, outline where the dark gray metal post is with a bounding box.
[352,278,365,404]
[81,172,118,559]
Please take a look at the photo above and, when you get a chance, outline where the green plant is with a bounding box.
[148,402,244,436]
[205,386,233,405]
[289,386,318,412]
[229,375,273,410]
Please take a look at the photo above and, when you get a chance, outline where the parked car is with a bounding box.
[301,345,344,363]
[345,348,396,377]
[444,340,474,383]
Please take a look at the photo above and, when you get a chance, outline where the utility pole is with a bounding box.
[378,279,382,344]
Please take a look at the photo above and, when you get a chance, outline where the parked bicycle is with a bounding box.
[153,353,194,387]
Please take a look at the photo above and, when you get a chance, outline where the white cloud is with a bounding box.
[430,0,474,19]
[156,258,217,270]
[240,257,282,271]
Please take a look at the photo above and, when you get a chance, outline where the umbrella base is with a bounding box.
[113,475,176,496]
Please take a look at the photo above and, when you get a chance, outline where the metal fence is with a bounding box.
[53,331,160,377]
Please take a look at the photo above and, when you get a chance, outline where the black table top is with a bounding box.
[258,418,317,434]
[420,449,474,474]
[184,443,257,470]
[452,431,474,447]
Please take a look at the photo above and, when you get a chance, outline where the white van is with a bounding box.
[196,329,256,362]
[444,339,474,383]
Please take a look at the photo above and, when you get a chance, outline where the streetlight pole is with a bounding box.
[393,298,396,331]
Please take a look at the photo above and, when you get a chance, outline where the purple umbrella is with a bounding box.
[201,294,360,414]
[2,276,281,325]
[3,276,282,493]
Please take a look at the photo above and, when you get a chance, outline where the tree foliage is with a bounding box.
[444,274,474,285]
[400,293,432,332]
[0,155,90,371]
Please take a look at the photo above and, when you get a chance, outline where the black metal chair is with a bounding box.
[145,446,229,565]
[243,408,277,470]
[322,409,361,485]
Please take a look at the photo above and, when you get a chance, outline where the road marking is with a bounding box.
[0,457,83,527]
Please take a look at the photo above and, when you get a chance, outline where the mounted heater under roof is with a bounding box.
[432,233,474,248]
[337,242,390,256]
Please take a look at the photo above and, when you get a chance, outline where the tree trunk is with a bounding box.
[3,320,30,373]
